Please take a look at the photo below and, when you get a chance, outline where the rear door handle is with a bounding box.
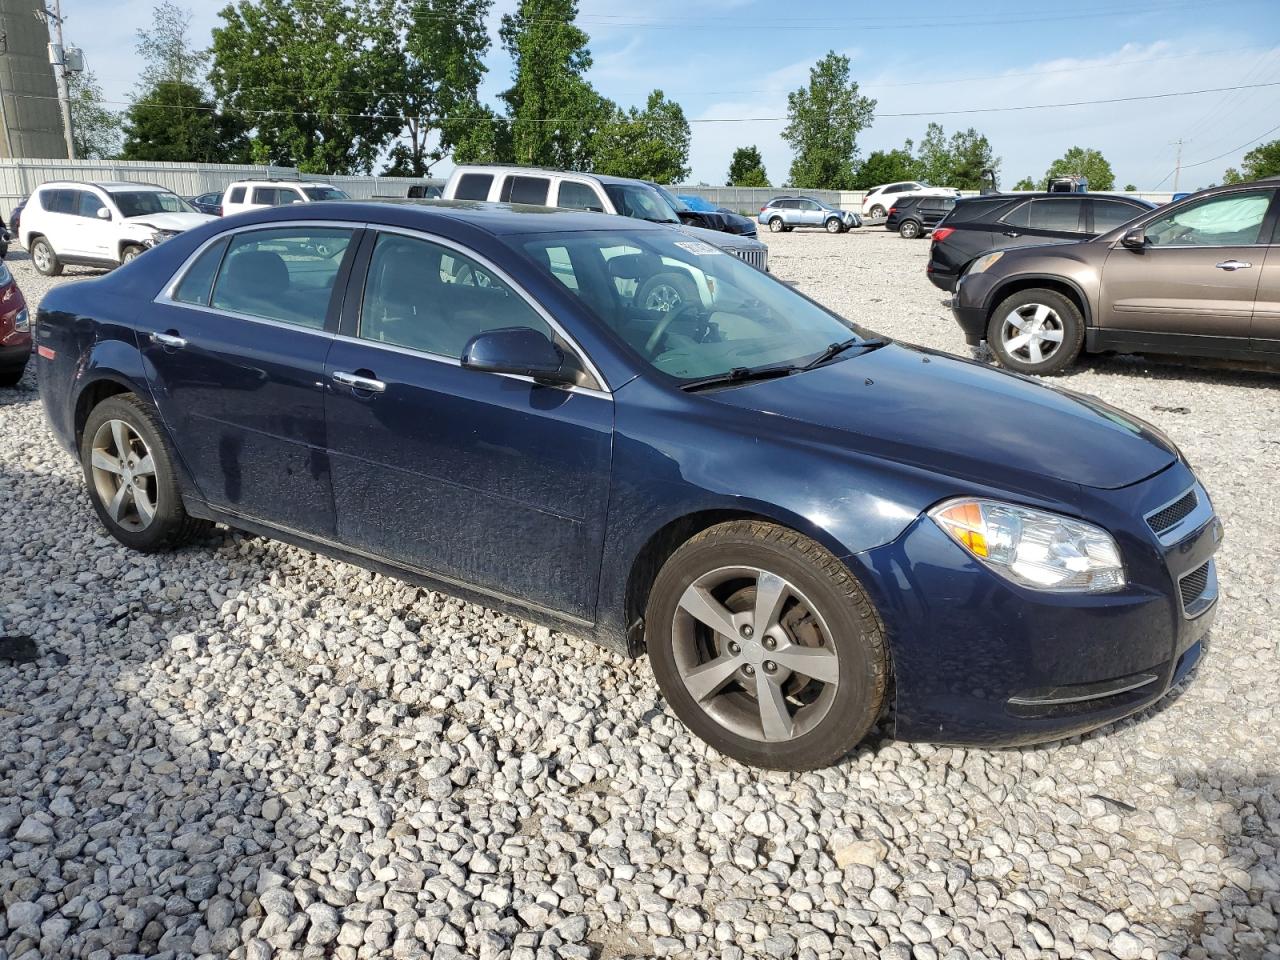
[1215,260,1252,271]
[332,370,386,393]
[151,331,187,349]
[1002,230,1020,237]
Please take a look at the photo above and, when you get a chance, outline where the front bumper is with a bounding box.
[851,462,1220,746]
[950,271,997,344]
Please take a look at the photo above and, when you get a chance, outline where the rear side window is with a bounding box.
[172,238,229,306]
[1000,200,1031,228]
[40,189,76,214]
[500,176,550,205]
[557,181,605,212]
[211,227,354,329]
[454,173,493,201]
[1029,198,1085,232]
[1092,199,1143,233]
[252,187,280,205]
[227,186,246,204]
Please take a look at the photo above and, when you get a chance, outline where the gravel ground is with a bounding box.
[2,229,1278,960]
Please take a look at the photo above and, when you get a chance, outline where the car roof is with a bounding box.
[36,180,168,193]
[450,165,660,190]
[226,180,334,188]
[223,198,672,236]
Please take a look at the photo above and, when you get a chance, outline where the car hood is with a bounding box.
[124,212,217,231]
[709,343,1176,490]
[672,222,764,252]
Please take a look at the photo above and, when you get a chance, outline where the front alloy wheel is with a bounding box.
[647,521,888,770]
[987,288,1084,375]
[825,218,843,234]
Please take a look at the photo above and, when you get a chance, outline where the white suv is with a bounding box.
[220,179,350,217]
[861,181,959,219]
[20,181,216,276]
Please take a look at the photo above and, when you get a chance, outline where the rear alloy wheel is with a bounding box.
[987,288,1084,376]
[80,394,212,551]
[869,204,887,219]
[825,217,844,234]
[768,217,785,233]
[647,521,887,770]
[30,237,62,277]
[899,219,921,239]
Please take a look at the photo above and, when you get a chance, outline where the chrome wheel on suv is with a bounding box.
[987,288,1085,376]
[1000,303,1064,365]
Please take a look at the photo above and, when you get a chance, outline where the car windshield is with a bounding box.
[650,184,690,213]
[508,229,877,382]
[302,186,350,201]
[603,183,681,224]
[112,190,193,218]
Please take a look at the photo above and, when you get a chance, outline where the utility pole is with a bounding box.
[48,0,75,159]
[1170,138,1186,194]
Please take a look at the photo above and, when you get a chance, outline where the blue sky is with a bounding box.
[67,0,1280,189]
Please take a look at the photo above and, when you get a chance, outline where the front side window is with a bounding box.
[454,173,493,201]
[112,191,193,218]
[360,232,552,359]
[1092,200,1144,233]
[77,192,106,219]
[1029,198,1085,232]
[510,230,875,382]
[1144,191,1273,247]
[558,181,605,212]
[800,200,822,211]
[210,227,353,329]
[302,186,349,201]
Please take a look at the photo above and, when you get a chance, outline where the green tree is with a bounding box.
[121,81,249,162]
[727,145,769,187]
[1224,139,1280,183]
[913,123,999,189]
[499,0,609,169]
[1012,175,1036,190]
[1044,146,1115,190]
[782,51,876,190]
[591,90,691,183]
[212,0,401,174]
[136,1,209,90]
[1123,183,1137,191]
[67,63,120,159]
[381,0,492,176]
[915,122,950,185]
[854,142,918,189]
[448,104,511,164]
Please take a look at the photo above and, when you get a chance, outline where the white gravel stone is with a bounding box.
[1,234,1277,960]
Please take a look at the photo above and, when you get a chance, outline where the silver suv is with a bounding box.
[757,196,861,233]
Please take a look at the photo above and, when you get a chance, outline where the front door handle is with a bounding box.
[332,370,386,393]
[1003,230,1020,237]
[151,331,187,349]
[1215,260,1252,271]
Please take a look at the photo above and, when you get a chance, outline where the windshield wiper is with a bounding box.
[679,365,797,392]
[641,216,679,224]
[800,336,889,370]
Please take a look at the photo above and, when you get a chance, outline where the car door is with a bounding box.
[999,197,1088,250]
[1254,226,1280,354]
[38,189,81,256]
[75,189,116,260]
[1097,188,1275,341]
[322,228,613,622]
[143,223,359,536]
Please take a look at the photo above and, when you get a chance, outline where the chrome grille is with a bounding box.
[1147,489,1197,536]
[732,247,768,272]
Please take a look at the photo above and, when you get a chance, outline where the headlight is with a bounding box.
[930,498,1125,593]
[968,251,1004,275]
[13,307,29,332]
[151,229,180,245]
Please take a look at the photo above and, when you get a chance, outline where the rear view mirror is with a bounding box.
[1121,227,1146,249]
[461,327,572,385]
[95,207,111,220]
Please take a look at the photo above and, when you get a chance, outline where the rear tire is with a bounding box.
[30,237,62,277]
[0,364,24,387]
[869,204,886,219]
[79,394,212,552]
[899,220,921,239]
[768,217,784,233]
[646,521,888,771]
[987,288,1084,376]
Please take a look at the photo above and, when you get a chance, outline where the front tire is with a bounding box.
[120,244,147,264]
[79,394,212,552]
[825,217,844,234]
[30,237,62,276]
[987,288,1084,376]
[646,521,888,771]
[768,217,785,233]
[899,220,921,239]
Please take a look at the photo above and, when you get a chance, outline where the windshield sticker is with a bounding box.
[673,240,724,256]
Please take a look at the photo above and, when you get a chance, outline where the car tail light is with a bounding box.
[932,227,955,243]
[888,207,898,217]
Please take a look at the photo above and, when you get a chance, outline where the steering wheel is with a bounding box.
[644,301,703,356]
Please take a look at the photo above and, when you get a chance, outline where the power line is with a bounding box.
[1150,119,1280,189]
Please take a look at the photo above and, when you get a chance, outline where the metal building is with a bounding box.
[0,0,68,159]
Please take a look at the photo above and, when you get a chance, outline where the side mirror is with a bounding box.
[461,327,572,385]
[95,207,111,220]
[1120,227,1146,250]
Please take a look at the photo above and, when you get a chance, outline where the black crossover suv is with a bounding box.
[927,193,1155,291]
[886,195,956,239]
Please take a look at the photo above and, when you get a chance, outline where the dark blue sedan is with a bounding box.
[34,200,1220,769]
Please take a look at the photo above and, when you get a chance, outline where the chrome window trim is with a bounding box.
[365,224,611,394]
[154,218,612,396]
